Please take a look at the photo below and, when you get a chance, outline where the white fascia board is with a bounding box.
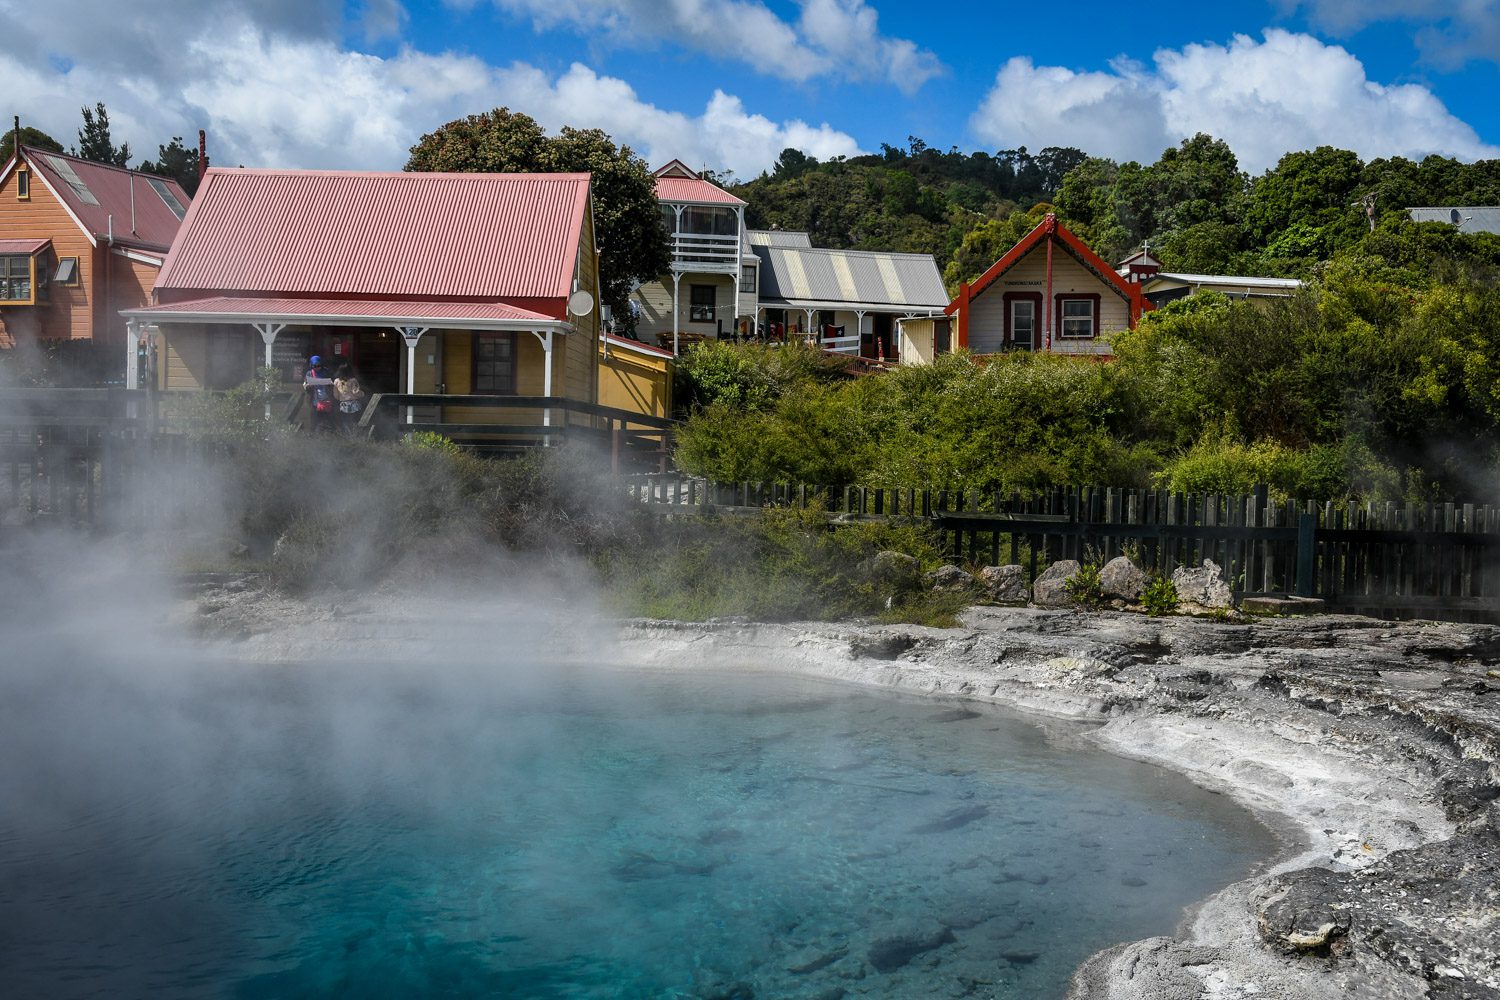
[769,297,950,313]
[23,158,99,248]
[111,247,165,267]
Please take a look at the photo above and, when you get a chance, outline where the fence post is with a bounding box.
[1296,513,1317,597]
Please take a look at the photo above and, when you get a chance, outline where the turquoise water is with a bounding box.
[0,656,1279,999]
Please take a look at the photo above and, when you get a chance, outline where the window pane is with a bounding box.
[473,334,514,394]
[1063,299,1093,318]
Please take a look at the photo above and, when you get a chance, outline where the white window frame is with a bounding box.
[1058,297,1096,339]
[1009,299,1036,349]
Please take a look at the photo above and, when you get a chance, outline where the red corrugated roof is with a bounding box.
[123,295,560,326]
[22,147,189,252]
[0,238,51,254]
[602,333,674,358]
[155,169,590,303]
[654,175,746,206]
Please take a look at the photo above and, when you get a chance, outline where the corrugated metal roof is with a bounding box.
[156,169,590,302]
[123,295,561,327]
[0,238,52,254]
[753,245,948,310]
[602,333,674,359]
[23,147,189,252]
[1407,207,1500,236]
[654,176,746,206]
[747,230,813,248]
[1151,272,1303,289]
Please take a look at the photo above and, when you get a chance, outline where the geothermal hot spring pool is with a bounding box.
[0,654,1281,999]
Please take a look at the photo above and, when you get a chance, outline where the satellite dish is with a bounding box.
[567,289,595,317]
[1451,209,1463,225]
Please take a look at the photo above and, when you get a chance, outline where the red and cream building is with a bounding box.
[123,167,605,416]
[946,215,1148,357]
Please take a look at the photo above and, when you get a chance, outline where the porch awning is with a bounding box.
[763,297,948,315]
[121,295,570,332]
[0,238,52,255]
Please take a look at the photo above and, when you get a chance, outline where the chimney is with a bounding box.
[197,129,208,180]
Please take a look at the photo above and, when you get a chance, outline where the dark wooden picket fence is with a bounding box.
[627,478,1500,623]
[0,388,160,528]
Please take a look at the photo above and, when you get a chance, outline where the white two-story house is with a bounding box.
[629,160,758,354]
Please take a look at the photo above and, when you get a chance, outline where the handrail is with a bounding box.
[358,394,679,431]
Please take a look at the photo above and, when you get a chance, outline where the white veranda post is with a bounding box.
[399,326,428,426]
[671,204,685,356]
[252,322,286,420]
[671,272,683,357]
[525,329,555,431]
[125,319,140,391]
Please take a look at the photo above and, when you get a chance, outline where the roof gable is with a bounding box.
[156,168,591,303]
[953,215,1141,313]
[20,146,189,252]
[653,159,699,179]
[653,158,745,207]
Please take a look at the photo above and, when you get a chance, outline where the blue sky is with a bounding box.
[3,0,1497,178]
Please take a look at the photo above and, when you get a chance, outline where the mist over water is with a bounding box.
[0,534,1280,1000]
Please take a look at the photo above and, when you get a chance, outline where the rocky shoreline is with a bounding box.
[186,581,1500,999]
[614,610,1500,1000]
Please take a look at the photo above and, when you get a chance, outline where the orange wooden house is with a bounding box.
[0,142,189,376]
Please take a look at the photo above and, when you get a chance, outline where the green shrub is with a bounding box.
[1064,563,1105,610]
[1140,574,1180,617]
[597,503,949,624]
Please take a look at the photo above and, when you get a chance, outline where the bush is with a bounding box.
[597,503,950,624]
[1064,563,1105,610]
[1140,574,1179,617]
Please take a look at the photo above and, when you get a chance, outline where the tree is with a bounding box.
[406,108,669,315]
[772,147,815,180]
[1244,146,1363,247]
[140,136,205,196]
[1,124,63,163]
[75,102,129,167]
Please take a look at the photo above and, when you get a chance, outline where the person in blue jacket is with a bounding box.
[304,355,335,432]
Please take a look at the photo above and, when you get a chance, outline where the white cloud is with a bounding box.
[1278,0,1500,69]
[970,29,1500,172]
[0,10,862,177]
[474,0,942,91]
[493,63,864,173]
[970,56,1172,162]
[795,0,943,93]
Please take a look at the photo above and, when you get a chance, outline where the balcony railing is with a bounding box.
[671,231,740,272]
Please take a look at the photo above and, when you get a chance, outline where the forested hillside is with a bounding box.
[730,135,1500,293]
[675,135,1500,505]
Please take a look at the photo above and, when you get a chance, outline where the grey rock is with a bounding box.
[864,550,919,589]
[787,945,848,974]
[1032,560,1082,607]
[1099,556,1146,601]
[1256,868,1351,956]
[924,564,977,594]
[978,564,1030,604]
[866,923,957,973]
[1171,559,1233,611]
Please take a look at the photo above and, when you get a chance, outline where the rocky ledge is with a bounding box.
[615,608,1500,1000]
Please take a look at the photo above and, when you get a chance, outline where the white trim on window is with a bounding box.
[1058,296,1096,339]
